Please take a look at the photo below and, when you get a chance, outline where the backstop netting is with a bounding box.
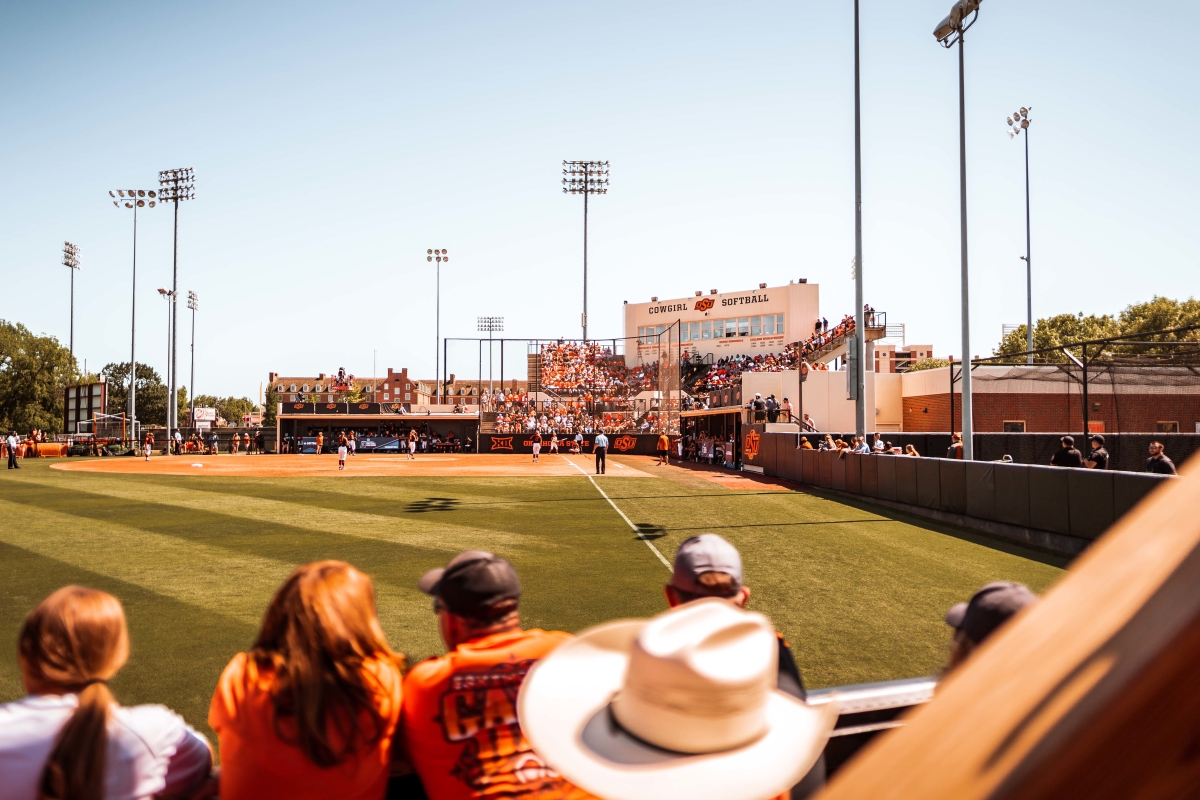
[75,412,138,444]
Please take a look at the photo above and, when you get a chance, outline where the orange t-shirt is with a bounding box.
[210,651,403,800]
[401,628,592,800]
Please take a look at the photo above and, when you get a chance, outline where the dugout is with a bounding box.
[276,403,478,451]
[681,406,744,467]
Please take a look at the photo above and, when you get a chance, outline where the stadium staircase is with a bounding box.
[803,312,888,365]
[480,412,498,433]
[681,353,714,395]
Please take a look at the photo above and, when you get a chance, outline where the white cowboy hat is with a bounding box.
[518,599,836,800]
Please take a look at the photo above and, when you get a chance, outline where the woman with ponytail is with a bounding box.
[209,561,405,800]
[0,586,212,800]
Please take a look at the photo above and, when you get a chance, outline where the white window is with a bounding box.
[763,316,774,335]
[714,319,725,338]
[689,321,700,340]
[406,383,411,390]
[302,385,309,392]
[383,393,389,400]
[656,325,665,336]
[702,321,712,339]
[738,317,749,336]
[289,385,297,392]
[405,392,412,400]
[383,383,389,390]
[750,316,762,336]
[776,314,784,336]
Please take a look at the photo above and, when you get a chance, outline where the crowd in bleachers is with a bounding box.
[0,538,1036,800]
[692,314,858,394]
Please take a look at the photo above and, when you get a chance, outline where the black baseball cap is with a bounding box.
[1061,436,1074,446]
[1089,434,1105,445]
[418,550,521,620]
[945,582,1037,646]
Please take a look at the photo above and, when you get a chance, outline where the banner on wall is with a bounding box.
[358,437,401,452]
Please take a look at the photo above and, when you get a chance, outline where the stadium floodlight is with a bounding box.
[932,0,983,459]
[159,167,196,452]
[62,241,81,358]
[427,249,450,404]
[1007,108,1034,364]
[187,291,198,428]
[477,316,504,401]
[109,188,159,433]
[562,160,610,341]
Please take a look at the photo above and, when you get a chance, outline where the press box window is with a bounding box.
[679,326,689,342]
[690,322,700,341]
[702,321,712,340]
[776,314,784,335]
[713,319,724,338]
[750,316,761,336]
[738,318,749,336]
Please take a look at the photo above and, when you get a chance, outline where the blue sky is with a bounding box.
[2,0,1197,399]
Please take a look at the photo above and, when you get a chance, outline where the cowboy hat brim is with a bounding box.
[518,620,838,800]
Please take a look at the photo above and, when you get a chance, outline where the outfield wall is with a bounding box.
[751,432,1178,555]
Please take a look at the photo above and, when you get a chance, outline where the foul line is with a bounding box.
[562,455,671,570]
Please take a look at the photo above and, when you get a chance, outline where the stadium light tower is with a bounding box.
[852,0,866,441]
[187,291,198,428]
[562,160,609,341]
[933,0,983,460]
[62,241,81,358]
[427,249,449,403]
[477,316,504,402]
[1008,108,1034,364]
[159,168,195,452]
[109,189,158,433]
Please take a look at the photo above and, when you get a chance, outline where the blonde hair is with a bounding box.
[251,561,405,768]
[20,586,130,800]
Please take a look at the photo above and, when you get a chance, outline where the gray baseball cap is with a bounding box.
[945,582,1037,645]
[671,534,744,595]
[419,550,521,620]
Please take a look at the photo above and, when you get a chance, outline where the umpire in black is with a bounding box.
[594,431,608,475]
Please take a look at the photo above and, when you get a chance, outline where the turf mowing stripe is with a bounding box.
[561,456,672,570]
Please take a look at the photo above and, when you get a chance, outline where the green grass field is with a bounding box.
[0,455,1066,746]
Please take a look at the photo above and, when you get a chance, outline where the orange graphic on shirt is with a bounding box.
[744,431,760,458]
[437,662,566,797]
[612,436,637,451]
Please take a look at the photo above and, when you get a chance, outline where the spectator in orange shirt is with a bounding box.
[400,551,592,800]
[209,561,405,800]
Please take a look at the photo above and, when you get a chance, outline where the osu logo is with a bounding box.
[744,431,760,458]
[357,403,369,409]
[694,297,714,312]
[490,437,513,451]
[613,436,637,451]
[292,403,304,409]
[325,403,337,409]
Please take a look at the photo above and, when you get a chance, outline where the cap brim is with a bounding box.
[417,568,444,595]
[518,620,837,800]
[945,602,968,629]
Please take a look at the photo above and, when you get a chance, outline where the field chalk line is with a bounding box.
[562,455,672,570]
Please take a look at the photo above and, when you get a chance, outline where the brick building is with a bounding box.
[900,365,1200,434]
[268,369,529,408]
[874,343,936,373]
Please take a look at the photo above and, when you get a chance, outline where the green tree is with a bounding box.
[102,362,168,425]
[263,384,279,426]
[0,320,77,434]
[992,313,1120,362]
[905,357,950,372]
[1112,296,1200,355]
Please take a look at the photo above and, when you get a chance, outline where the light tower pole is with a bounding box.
[933,0,983,460]
[477,316,504,402]
[1008,108,1033,363]
[427,249,449,403]
[62,242,81,358]
[158,168,195,453]
[187,291,198,428]
[853,0,866,440]
[157,289,175,432]
[108,189,158,435]
[562,160,609,341]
